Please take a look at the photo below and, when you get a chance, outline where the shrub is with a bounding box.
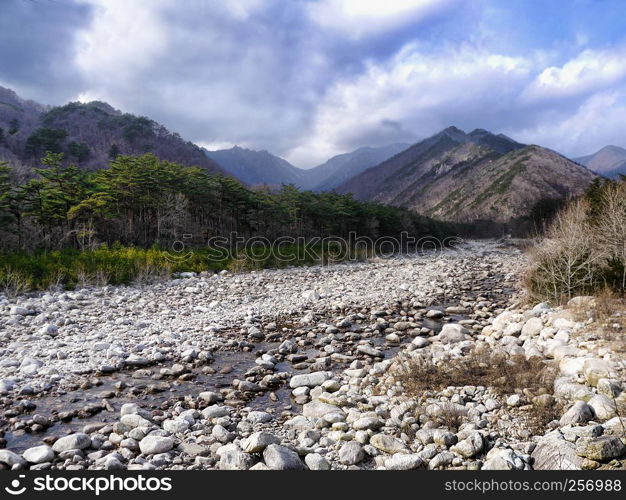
[525,179,626,303]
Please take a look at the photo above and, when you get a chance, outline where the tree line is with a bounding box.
[0,152,459,253]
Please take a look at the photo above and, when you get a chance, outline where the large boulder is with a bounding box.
[532,431,583,470]
[559,401,594,426]
[52,433,91,453]
[438,324,469,344]
[138,435,174,455]
[262,444,305,470]
[576,436,626,462]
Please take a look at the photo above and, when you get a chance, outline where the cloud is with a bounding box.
[0,0,93,102]
[307,0,459,39]
[286,43,532,166]
[2,0,626,167]
[514,90,626,157]
[522,45,626,102]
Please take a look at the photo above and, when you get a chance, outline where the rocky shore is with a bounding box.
[0,240,624,470]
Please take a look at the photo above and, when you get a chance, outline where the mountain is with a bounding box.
[337,127,598,223]
[204,146,305,186]
[575,145,626,179]
[205,143,409,190]
[0,86,222,176]
[303,143,410,191]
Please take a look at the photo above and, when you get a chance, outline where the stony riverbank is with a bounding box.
[0,240,624,470]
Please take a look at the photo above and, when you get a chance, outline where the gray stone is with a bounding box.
[532,431,583,470]
[369,434,406,454]
[138,436,174,455]
[451,432,483,458]
[521,317,544,337]
[218,444,255,470]
[587,394,617,421]
[384,454,423,470]
[23,445,54,464]
[0,449,26,467]
[263,444,305,470]
[305,453,331,470]
[289,372,331,389]
[242,432,281,453]
[302,400,342,418]
[438,324,469,344]
[339,441,365,465]
[576,436,626,462]
[52,433,92,453]
[560,401,594,426]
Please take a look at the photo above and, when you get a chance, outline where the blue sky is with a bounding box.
[1,0,625,166]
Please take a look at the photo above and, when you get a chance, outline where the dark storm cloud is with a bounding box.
[1,0,626,166]
[0,0,93,103]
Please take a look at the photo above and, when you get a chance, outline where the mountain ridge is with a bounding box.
[337,127,597,223]
[575,145,626,179]
[0,86,223,176]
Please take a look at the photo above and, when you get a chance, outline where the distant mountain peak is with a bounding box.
[575,144,626,178]
[336,128,595,224]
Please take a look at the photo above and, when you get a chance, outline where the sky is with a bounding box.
[1,0,626,167]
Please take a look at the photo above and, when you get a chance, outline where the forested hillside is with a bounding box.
[0,153,457,252]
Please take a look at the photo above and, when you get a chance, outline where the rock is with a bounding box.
[521,317,543,337]
[162,418,190,434]
[10,306,29,316]
[560,401,594,426]
[438,324,469,344]
[384,454,423,470]
[212,425,234,443]
[201,405,231,419]
[305,453,331,470]
[532,431,583,470]
[339,441,365,465]
[198,391,221,404]
[567,296,596,309]
[302,290,320,301]
[393,321,412,331]
[503,322,523,336]
[263,444,305,470]
[0,449,26,467]
[576,436,626,462]
[426,309,444,318]
[19,358,43,375]
[583,358,613,387]
[52,433,91,453]
[124,354,150,367]
[242,432,280,453]
[411,337,430,348]
[369,434,407,454]
[177,443,209,458]
[302,401,342,418]
[218,444,255,470]
[428,451,455,469]
[353,416,384,431]
[121,414,152,428]
[451,433,483,458]
[37,323,59,337]
[246,411,273,424]
[289,372,331,388]
[23,445,54,464]
[139,436,174,455]
[587,394,617,421]
[357,345,383,357]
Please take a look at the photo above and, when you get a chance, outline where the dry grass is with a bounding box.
[395,346,558,397]
[393,347,561,436]
[0,267,31,299]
